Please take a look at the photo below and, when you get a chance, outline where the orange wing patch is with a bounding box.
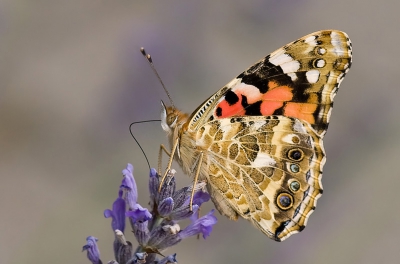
[215,83,261,118]
[215,81,295,118]
[260,81,293,115]
[284,102,317,125]
[215,81,318,127]
[216,99,246,118]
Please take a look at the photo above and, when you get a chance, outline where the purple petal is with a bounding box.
[179,209,217,239]
[103,197,126,233]
[132,252,152,263]
[126,204,152,223]
[82,236,102,264]
[189,206,200,223]
[181,190,210,208]
[104,209,112,218]
[158,253,177,264]
[192,190,210,206]
[121,164,138,209]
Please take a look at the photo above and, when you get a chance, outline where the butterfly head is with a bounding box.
[160,101,189,135]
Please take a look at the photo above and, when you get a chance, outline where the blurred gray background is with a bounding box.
[1,1,399,263]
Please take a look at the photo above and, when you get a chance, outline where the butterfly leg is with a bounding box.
[158,139,179,192]
[189,151,203,211]
[158,144,171,175]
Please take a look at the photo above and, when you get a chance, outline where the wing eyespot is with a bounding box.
[287,148,304,161]
[313,59,326,68]
[291,135,300,144]
[316,47,327,55]
[289,163,300,173]
[288,179,301,193]
[276,193,294,210]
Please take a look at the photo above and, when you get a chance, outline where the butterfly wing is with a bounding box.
[179,30,352,240]
[197,115,324,241]
[188,30,352,136]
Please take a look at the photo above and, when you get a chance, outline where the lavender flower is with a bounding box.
[180,209,218,239]
[120,164,138,210]
[158,253,177,264]
[83,164,217,264]
[82,236,102,264]
[104,192,126,233]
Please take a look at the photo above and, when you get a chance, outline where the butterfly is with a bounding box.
[158,30,352,241]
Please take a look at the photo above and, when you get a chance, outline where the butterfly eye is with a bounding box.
[168,115,178,127]
[287,148,304,161]
[289,180,301,193]
[277,193,293,210]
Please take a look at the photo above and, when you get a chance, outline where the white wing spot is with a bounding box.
[252,121,265,131]
[269,53,293,66]
[280,60,301,73]
[316,59,325,68]
[318,47,326,55]
[304,35,317,46]
[219,118,233,128]
[286,72,298,81]
[293,119,307,133]
[306,70,320,83]
[282,134,300,144]
[230,83,262,103]
[252,152,276,168]
[331,31,345,56]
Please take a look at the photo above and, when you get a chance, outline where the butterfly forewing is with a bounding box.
[188,30,352,136]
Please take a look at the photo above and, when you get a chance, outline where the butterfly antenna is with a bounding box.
[129,119,161,170]
[140,47,175,108]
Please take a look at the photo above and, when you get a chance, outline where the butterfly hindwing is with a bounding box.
[197,115,324,241]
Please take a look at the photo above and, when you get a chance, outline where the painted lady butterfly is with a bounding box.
[159,30,352,241]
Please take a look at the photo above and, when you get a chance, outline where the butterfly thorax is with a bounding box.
[161,103,207,178]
